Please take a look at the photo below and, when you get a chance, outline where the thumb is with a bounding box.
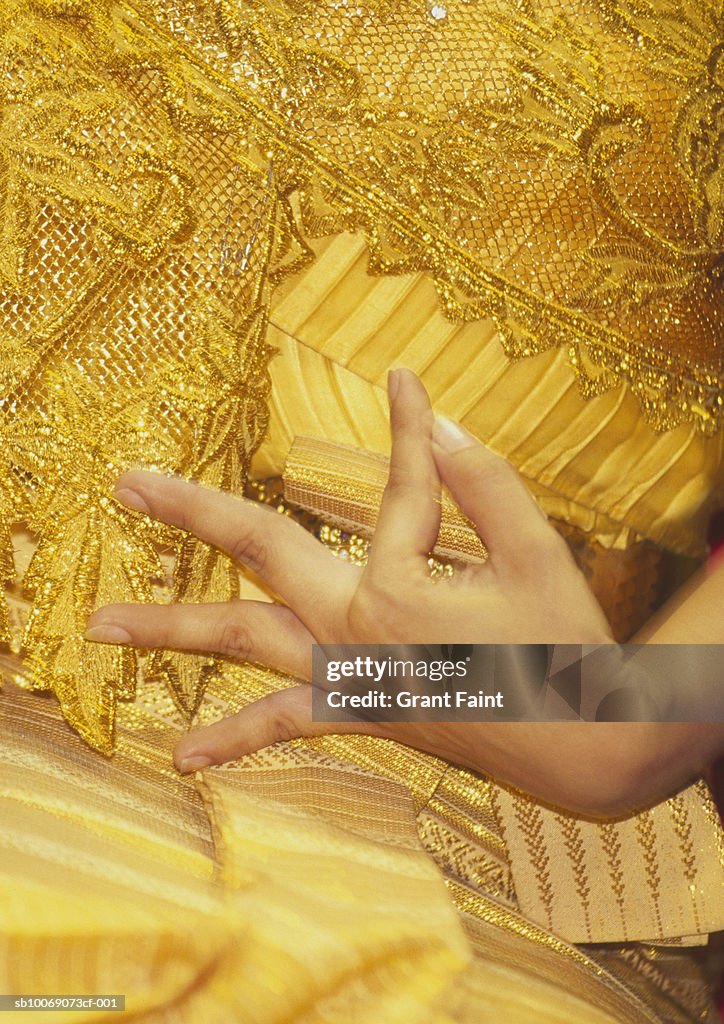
[431,416,552,571]
[173,685,377,771]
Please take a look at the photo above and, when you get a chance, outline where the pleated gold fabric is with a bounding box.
[259,233,723,561]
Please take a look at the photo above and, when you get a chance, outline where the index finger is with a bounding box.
[113,472,354,621]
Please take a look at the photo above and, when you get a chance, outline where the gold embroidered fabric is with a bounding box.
[284,436,488,564]
[1,1,723,1021]
[494,779,724,944]
[1,0,723,748]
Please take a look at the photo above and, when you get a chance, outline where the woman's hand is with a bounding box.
[86,369,617,800]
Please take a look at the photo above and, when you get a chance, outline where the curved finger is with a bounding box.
[367,368,441,575]
[173,685,379,772]
[85,600,313,680]
[112,471,354,622]
[432,417,559,573]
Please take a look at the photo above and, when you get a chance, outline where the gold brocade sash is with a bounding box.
[284,436,487,564]
[283,436,724,946]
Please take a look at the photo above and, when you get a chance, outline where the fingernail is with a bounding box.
[179,755,213,774]
[433,416,476,453]
[84,625,133,644]
[114,487,150,514]
[387,368,400,402]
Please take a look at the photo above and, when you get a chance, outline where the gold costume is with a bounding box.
[0,0,722,1021]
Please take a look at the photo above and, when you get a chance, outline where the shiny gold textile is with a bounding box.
[278,435,724,950]
[280,445,724,946]
[1,0,723,1021]
[0,0,723,749]
[284,436,488,564]
[3,660,718,1024]
[0,678,471,1024]
[259,232,723,561]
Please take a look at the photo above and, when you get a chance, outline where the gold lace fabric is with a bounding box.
[0,0,721,752]
[0,0,722,750]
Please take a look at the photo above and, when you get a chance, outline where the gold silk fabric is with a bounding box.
[1,0,723,1022]
[0,679,473,1024]
[7,673,705,1024]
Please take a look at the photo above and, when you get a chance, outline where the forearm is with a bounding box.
[467,720,722,819]
[634,558,724,644]
[480,561,724,818]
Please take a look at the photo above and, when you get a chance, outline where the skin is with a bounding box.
[86,369,724,818]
